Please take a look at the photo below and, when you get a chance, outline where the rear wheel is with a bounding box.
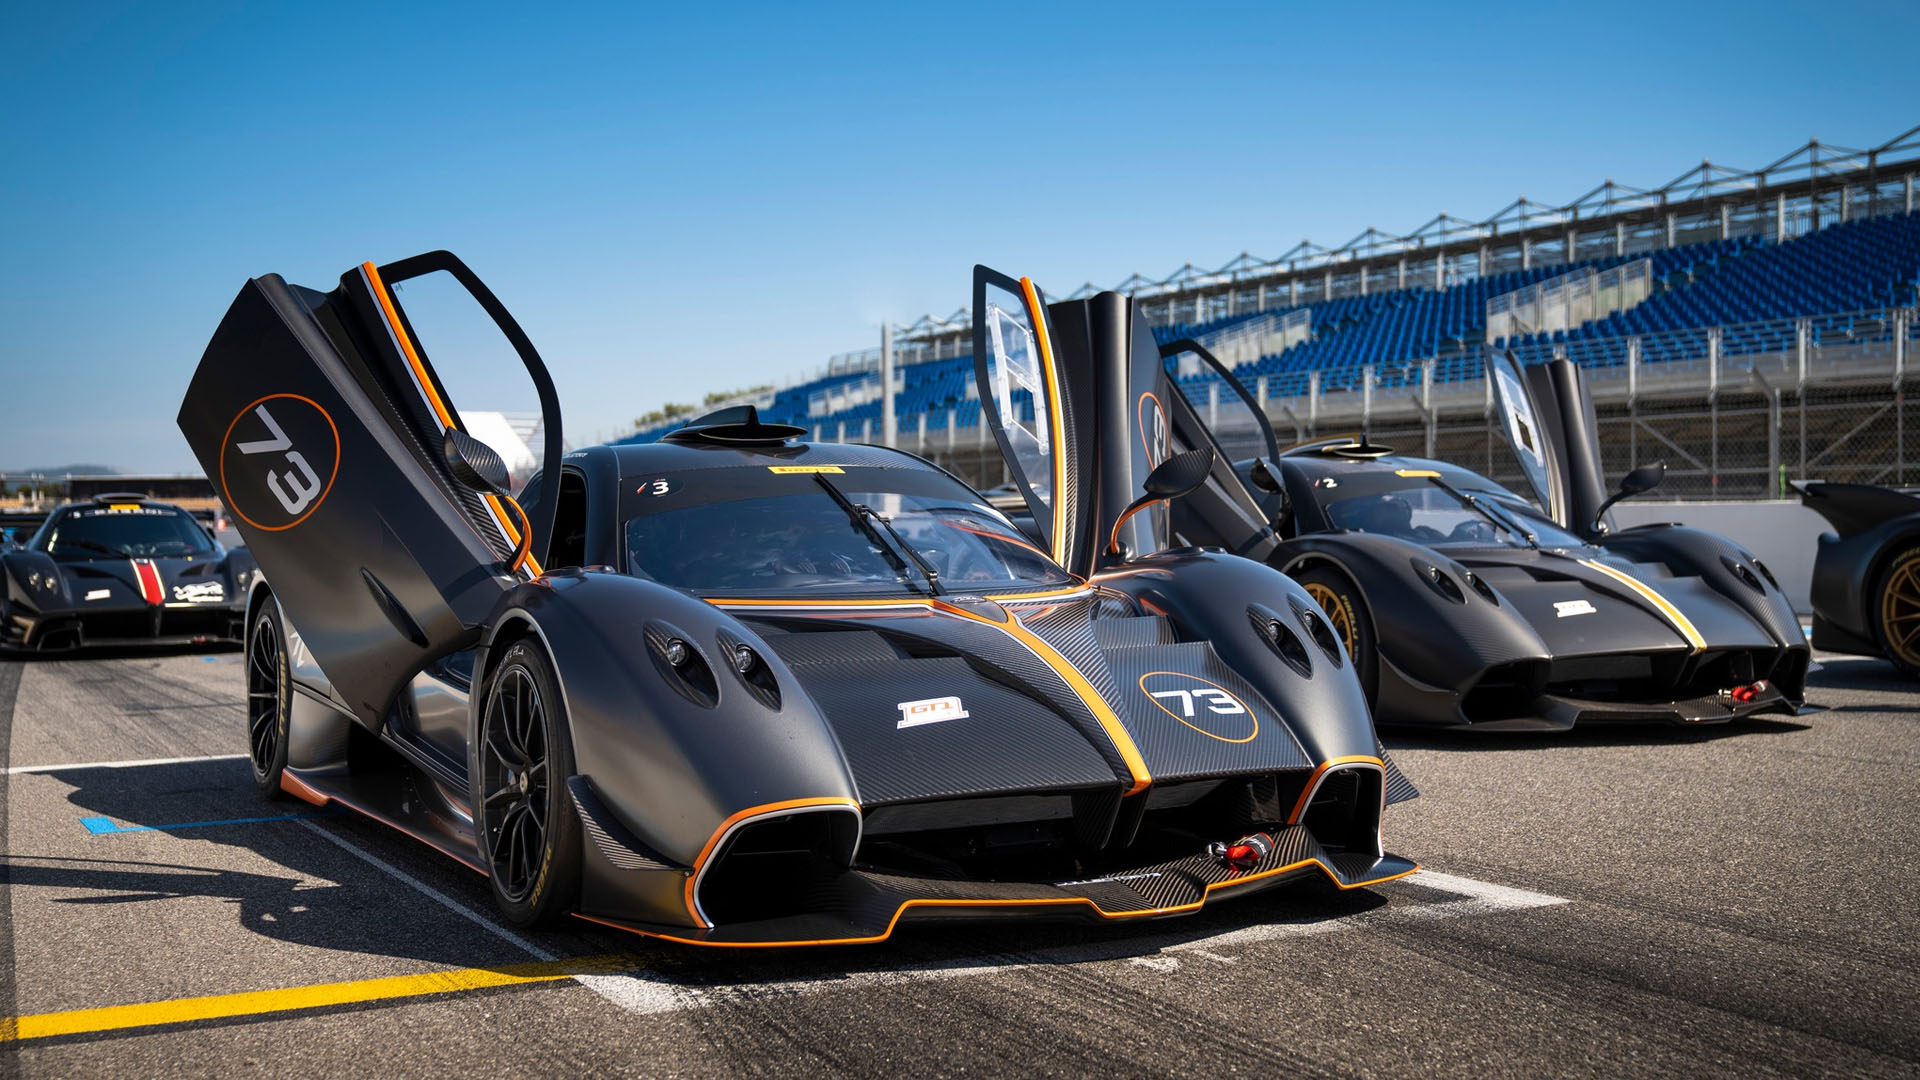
[1294,564,1378,703]
[245,600,291,798]
[1872,546,1920,675]
[475,641,582,927]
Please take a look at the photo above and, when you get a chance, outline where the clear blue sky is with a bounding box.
[2,1,1913,471]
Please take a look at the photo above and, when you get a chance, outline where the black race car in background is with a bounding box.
[175,252,1415,946]
[1154,340,1811,730]
[978,272,1809,731]
[1796,481,1920,673]
[1,495,252,651]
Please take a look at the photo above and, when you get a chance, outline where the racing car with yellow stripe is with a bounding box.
[174,252,1416,945]
[1147,334,1812,730]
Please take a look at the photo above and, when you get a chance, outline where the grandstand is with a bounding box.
[623,125,1920,498]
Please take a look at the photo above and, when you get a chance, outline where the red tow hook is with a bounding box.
[1724,679,1770,703]
[1207,832,1274,875]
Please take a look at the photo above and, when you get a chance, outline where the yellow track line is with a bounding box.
[0,954,636,1042]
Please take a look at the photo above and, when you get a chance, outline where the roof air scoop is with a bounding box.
[663,405,809,447]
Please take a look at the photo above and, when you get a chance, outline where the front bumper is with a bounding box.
[575,824,1417,947]
[2,603,245,651]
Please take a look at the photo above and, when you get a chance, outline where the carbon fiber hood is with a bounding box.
[737,594,1312,809]
[1455,548,1779,656]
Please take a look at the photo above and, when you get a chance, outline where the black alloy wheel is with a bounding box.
[246,601,291,797]
[476,641,581,927]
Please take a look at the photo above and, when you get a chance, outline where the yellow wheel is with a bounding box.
[1292,565,1376,703]
[1874,547,1920,675]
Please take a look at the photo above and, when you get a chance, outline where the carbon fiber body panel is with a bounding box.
[579,822,1417,946]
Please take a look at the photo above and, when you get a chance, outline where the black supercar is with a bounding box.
[1151,336,1813,730]
[1,495,252,651]
[1796,480,1920,674]
[987,275,1810,731]
[175,252,1416,946]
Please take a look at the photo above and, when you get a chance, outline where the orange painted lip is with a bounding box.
[1286,756,1385,823]
[683,798,860,926]
[579,854,1420,949]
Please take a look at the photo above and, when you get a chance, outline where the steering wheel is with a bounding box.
[1449,520,1496,543]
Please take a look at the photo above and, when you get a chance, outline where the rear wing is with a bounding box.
[1796,481,1920,538]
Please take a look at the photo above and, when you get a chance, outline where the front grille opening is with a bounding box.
[1300,768,1381,855]
[852,776,1301,891]
[699,811,859,925]
[1461,660,1548,721]
[1544,649,1776,705]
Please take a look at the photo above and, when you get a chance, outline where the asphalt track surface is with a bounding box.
[1,647,1916,1078]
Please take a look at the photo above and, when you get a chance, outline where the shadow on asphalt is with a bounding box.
[10,756,1399,977]
[1382,715,1813,753]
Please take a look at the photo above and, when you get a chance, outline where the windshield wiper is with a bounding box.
[813,475,942,595]
[1426,476,1537,549]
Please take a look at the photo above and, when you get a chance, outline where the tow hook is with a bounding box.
[1720,679,1770,704]
[1207,832,1274,875]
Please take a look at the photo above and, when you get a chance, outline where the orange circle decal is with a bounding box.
[219,393,341,532]
[1138,671,1259,743]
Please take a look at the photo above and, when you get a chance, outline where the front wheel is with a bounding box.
[1294,564,1378,704]
[245,600,291,798]
[1872,546,1920,676]
[474,640,582,927]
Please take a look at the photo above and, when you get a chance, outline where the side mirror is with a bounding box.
[1109,445,1216,555]
[1591,460,1665,536]
[1619,460,1665,497]
[443,428,511,496]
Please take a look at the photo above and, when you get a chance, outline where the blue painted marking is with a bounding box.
[80,811,336,835]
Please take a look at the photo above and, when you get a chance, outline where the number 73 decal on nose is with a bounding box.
[1139,672,1259,743]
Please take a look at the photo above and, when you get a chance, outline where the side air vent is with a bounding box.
[1248,604,1311,677]
[645,619,718,707]
[1285,597,1345,666]
[1721,554,1765,594]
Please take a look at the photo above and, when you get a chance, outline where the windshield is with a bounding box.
[45,506,215,560]
[1322,482,1588,550]
[624,473,1073,597]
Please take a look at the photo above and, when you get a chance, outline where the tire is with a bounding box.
[473,640,582,927]
[1871,545,1920,676]
[1293,564,1378,703]
[245,599,291,798]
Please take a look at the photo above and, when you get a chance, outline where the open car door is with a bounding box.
[971,266,1099,576]
[177,252,562,726]
[1155,338,1288,561]
[1483,349,1609,535]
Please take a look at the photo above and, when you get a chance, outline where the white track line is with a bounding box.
[295,819,691,1015]
[6,752,248,774]
[298,815,1568,1018]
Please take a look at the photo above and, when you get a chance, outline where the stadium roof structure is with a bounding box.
[879,123,1920,353]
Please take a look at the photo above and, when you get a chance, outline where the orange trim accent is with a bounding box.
[705,583,1089,607]
[1108,499,1160,555]
[706,591,1149,794]
[361,261,543,577]
[491,493,537,575]
[1137,391,1165,467]
[931,597,1152,795]
[1019,277,1071,567]
[278,770,330,808]
[218,394,342,532]
[683,797,859,925]
[1286,756,1385,823]
[939,519,1050,560]
[362,261,456,429]
[576,854,1420,948]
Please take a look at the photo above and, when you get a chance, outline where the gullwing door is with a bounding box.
[971,265,1098,576]
[176,251,562,726]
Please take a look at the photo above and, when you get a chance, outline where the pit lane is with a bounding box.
[1,648,1916,1077]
